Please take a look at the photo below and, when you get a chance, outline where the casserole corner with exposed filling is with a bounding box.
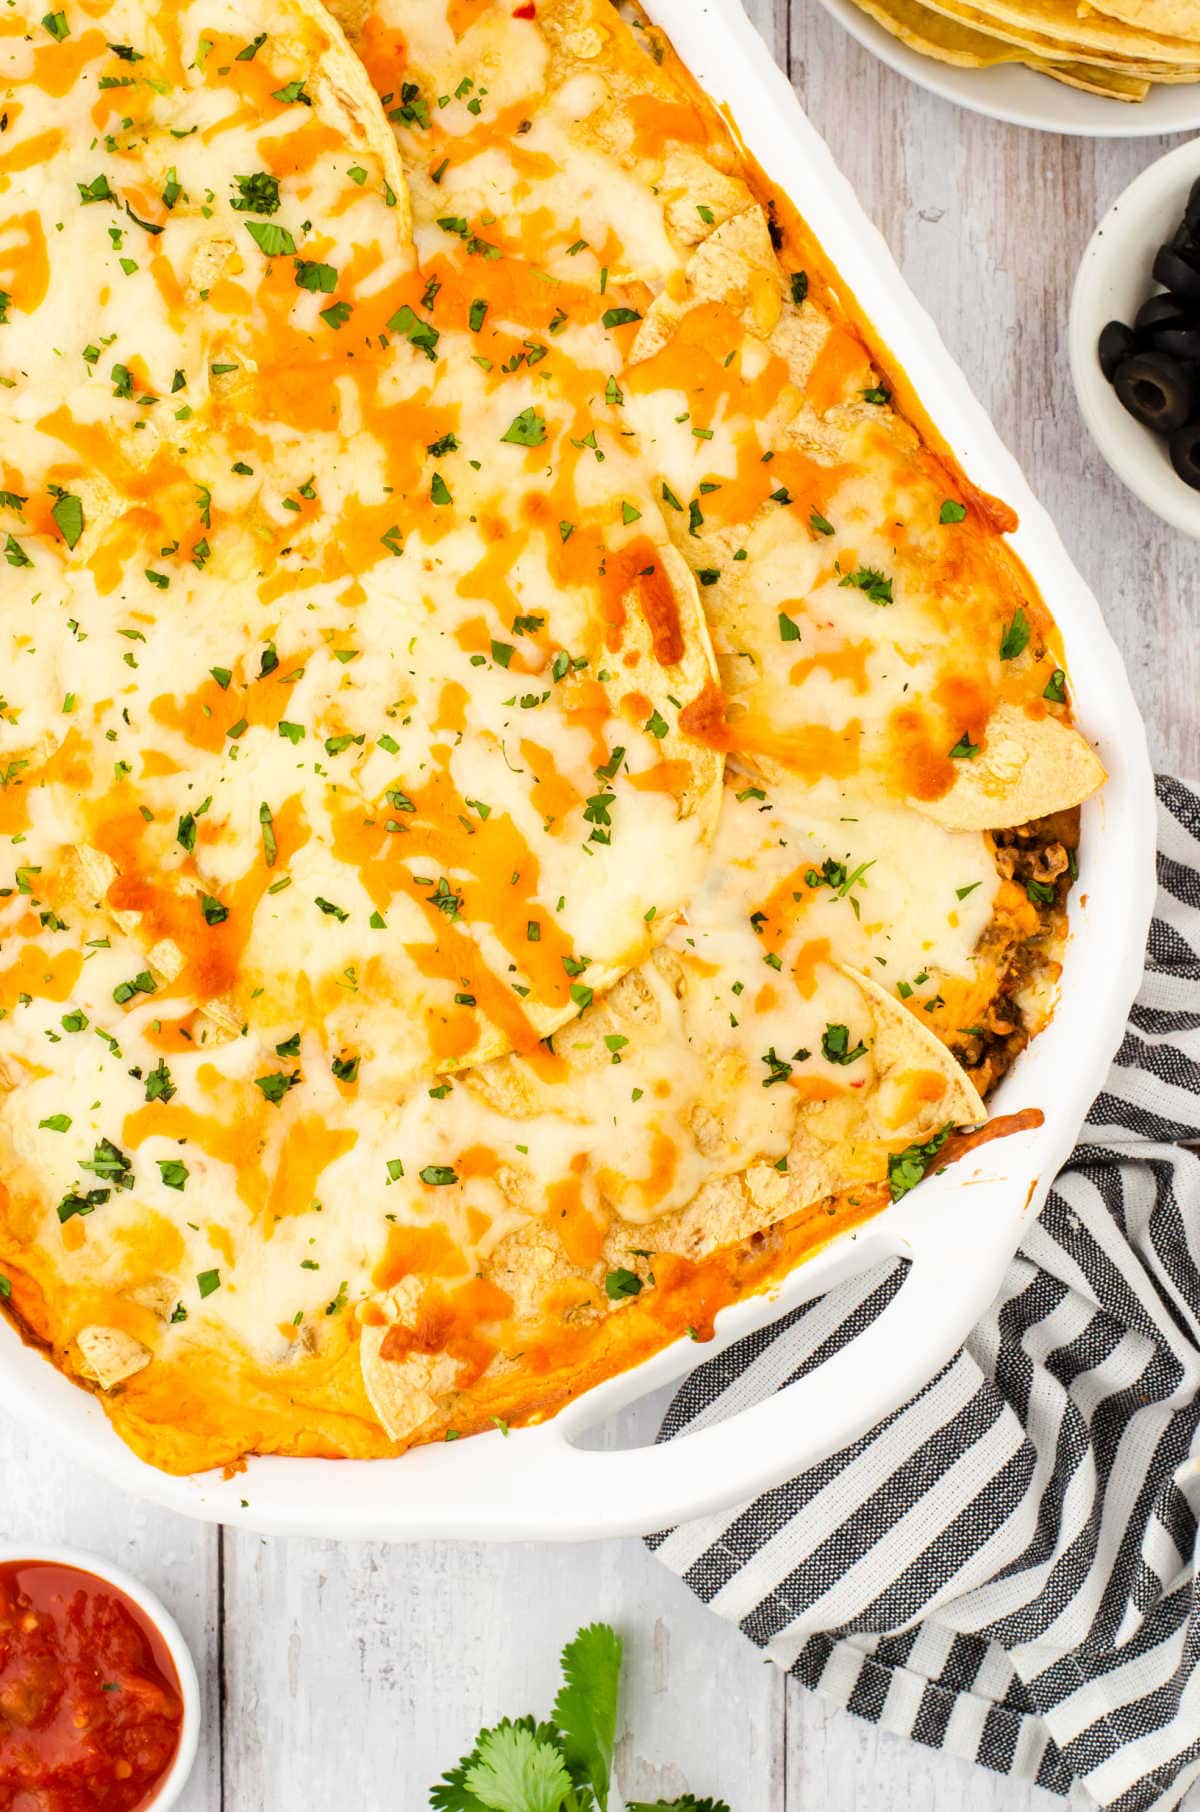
[0,0,1103,1473]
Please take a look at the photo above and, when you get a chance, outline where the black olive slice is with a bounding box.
[1113,350,1196,433]
[1186,176,1200,239]
[1098,320,1137,380]
[1152,244,1200,309]
[1135,292,1189,332]
[1149,324,1200,364]
[1169,420,1200,491]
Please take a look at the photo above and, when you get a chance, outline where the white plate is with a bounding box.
[1071,138,1200,534]
[817,0,1200,135]
[0,0,1157,1541]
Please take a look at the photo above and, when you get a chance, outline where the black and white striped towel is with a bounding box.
[649,774,1200,1812]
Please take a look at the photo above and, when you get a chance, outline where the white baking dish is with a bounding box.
[0,0,1154,1542]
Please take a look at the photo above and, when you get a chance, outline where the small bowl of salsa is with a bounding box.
[0,1545,200,1810]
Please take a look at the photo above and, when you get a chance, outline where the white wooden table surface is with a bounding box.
[4,4,1198,1806]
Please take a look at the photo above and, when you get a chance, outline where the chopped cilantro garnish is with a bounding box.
[888,1125,954,1201]
[244,219,296,257]
[230,172,280,215]
[112,971,156,1006]
[145,1057,175,1103]
[295,259,337,293]
[386,303,439,361]
[605,1267,643,1299]
[501,407,547,447]
[999,606,1030,662]
[839,566,892,606]
[51,492,84,549]
[821,1022,867,1065]
[77,174,115,206]
[254,1070,299,1104]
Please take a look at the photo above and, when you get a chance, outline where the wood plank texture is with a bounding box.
[0,1417,220,1812]
[4,0,1198,1806]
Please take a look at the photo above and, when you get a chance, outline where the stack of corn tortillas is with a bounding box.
[845,0,1200,101]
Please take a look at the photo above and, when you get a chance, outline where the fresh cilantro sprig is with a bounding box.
[430,1624,730,1812]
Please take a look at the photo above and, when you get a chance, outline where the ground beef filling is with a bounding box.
[952,807,1081,1099]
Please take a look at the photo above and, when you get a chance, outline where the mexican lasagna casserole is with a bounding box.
[0,0,1104,1472]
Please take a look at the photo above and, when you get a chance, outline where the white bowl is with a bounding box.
[0,1545,200,1809]
[817,0,1200,134]
[1071,138,1200,536]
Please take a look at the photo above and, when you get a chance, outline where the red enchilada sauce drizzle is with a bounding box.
[0,1561,183,1811]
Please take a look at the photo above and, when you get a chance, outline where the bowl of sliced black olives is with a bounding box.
[1071,139,1200,537]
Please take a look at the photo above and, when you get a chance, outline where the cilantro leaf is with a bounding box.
[431,1718,563,1812]
[551,1622,621,1807]
[502,407,547,447]
[999,605,1030,662]
[605,1267,642,1299]
[51,492,84,548]
[838,565,892,606]
[295,259,337,293]
[888,1124,954,1201]
[429,1623,725,1812]
[230,171,280,215]
[627,1800,733,1811]
[387,302,439,361]
[821,1022,867,1065]
[244,219,296,257]
[464,1722,572,1812]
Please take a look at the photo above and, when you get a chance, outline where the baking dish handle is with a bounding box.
[473,1179,1017,1539]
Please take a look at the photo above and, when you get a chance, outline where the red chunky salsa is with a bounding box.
[0,1560,183,1812]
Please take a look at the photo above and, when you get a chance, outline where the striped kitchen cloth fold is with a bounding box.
[648,773,1200,1812]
